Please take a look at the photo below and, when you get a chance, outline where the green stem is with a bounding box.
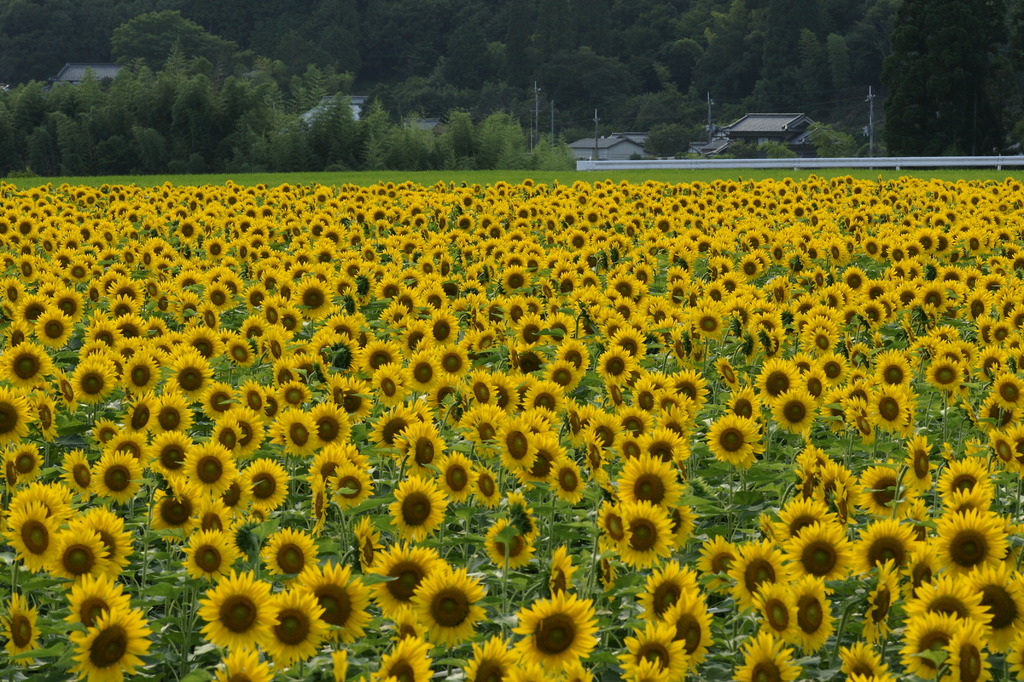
[829,599,858,667]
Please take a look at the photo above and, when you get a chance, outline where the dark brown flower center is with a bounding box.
[220,595,257,632]
[431,587,470,627]
[315,585,352,628]
[535,613,575,655]
[274,609,310,645]
[88,624,127,668]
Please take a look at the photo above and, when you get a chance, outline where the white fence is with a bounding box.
[576,156,1024,171]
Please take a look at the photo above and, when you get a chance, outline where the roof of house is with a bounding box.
[689,136,732,156]
[721,113,813,134]
[300,94,367,124]
[52,63,122,83]
[568,134,646,150]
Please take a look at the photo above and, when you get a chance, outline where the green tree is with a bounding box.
[807,122,857,157]
[111,10,238,71]
[883,0,1009,155]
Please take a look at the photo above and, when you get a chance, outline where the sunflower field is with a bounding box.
[1,175,1024,682]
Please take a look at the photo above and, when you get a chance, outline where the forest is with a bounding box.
[0,0,1021,174]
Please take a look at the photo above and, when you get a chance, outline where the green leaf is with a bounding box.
[181,671,215,682]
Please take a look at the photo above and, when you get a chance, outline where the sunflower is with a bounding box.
[899,612,961,680]
[771,387,818,437]
[70,607,152,682]
[389,475,448,543]
[696,536,736,593]
[752,582,798,642]
[946,618,991,682]
[50,528,113,581]
[497,413,538,472]
[618,621,689,682]
[4,499,60,572]
[783,520,852,581]
[71,507,134,578]
[62,448,93,495]
[34,307,73,348]
[269,408,318,457]
[550,455,585,504]
[772,497,836,543]
[474,467,501,509]
[261,528,318,579]
[706,414,763,469]
[198,570,277,650]
[91,450,143,505]
[353,516,384,573]
[64,573,132,629]
[733,631,801,682]
[991,372,1024,410]
[634,560,698,623]
[149,430,192,481]
[410,564,486,647]
[860,560,900,645]
[150,482,199,534]
[372,543,444,618]
[617,453,683,508]
[617,500,675,569]
[264,588,328,668]
[597,347,638,385]
[5,442,41,484]
[513,591,598,672]
[0,385,33,447]
[184,442,239,499]
[214,648,274,682]
[375,635,433,682]
[839,642,890,679]
[463,636,517,682]
[542,545,577,597]
[437,451,476,503]
[873,349,913,387]
[662,589,714,669]
[309,402,350,449]
[370,404,424,448]
[904,434,934,492]
[184,529,241,581]
[0,340,53,389]
[2,593,39,666]
[856,464,905,517]
[149,395,192,437]
[906,571,988,628]
[967,563,1024,652]
[168,347,214,397]
[484,518,536,570]
[295,561,372,644]
[728,540,790,611]
[868,383,915,437]
[243,458,290,514]
[854,518,920,573]
[935,508,1008,575]
[757,358,799,398]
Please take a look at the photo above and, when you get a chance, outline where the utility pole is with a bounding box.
[706,92,714,143]
[866,85,876,157]
[550,99,555,145]
[532,82,540,152]
[593,109,599,161]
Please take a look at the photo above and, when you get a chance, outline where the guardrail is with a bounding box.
[576,156,1024,171]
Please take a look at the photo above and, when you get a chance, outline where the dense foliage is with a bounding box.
[2,0,1024,172]
[0,56,575,176]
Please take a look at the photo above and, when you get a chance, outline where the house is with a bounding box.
[300,95,368,124]
[690,113,816,157]
[50,63,122,86]
[569,132,650,161]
